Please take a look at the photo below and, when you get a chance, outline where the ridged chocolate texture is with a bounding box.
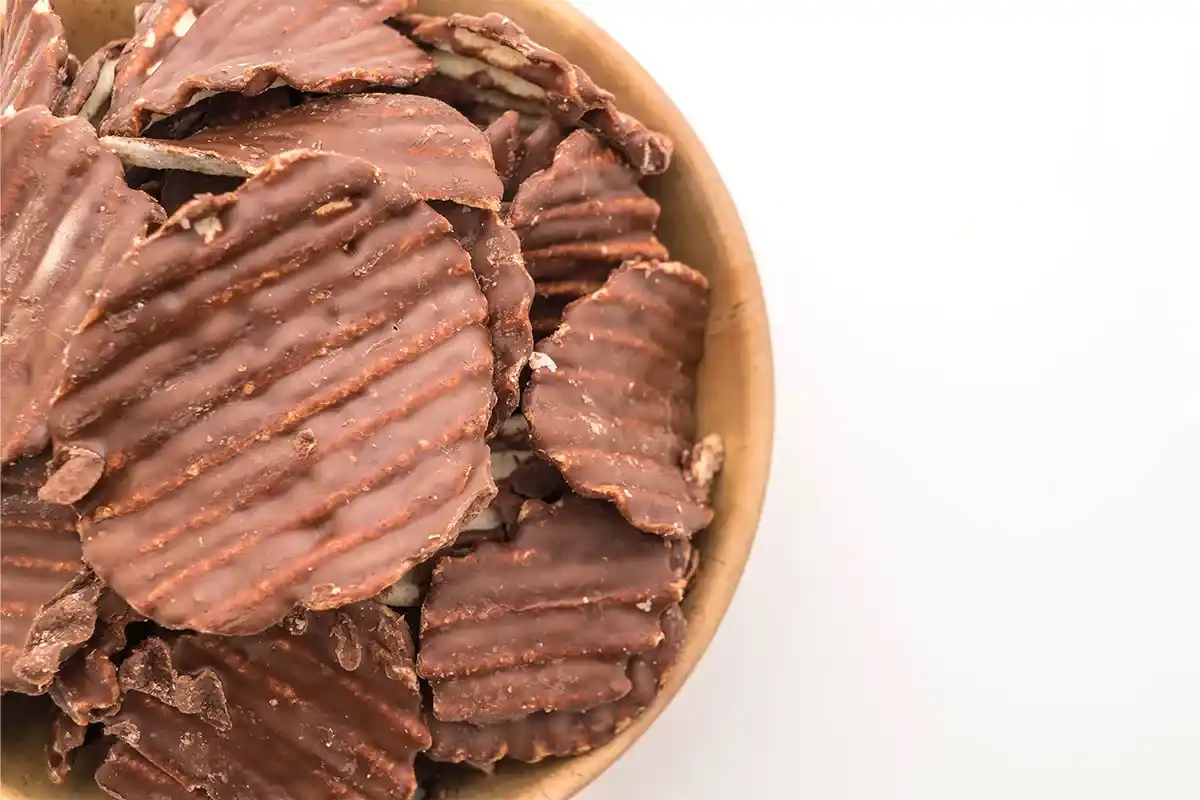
[525,261,718,537]
[434,204,534,436]
[55,39,126,124]
[47,150,497,635]
[428,603,687,767]
[96,743,204,799]
[102,93,504,211]
[0,0,69,114]
[402,12,671,175]
[0,106,160,463]
[419,495,689,729]
[507,130,668,282]
[46,708,87,785]
[101,0,431,137]
[0,458,95,694]
[105,602,431,800]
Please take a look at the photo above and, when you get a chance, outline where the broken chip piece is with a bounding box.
[403,11,671,175]
[47,150,497,635]
[525,261,720,537]
[104,602,431,800]
[0,0,70,114]
[96,742,205,800]
[428,602,687,767]
[48,590,142,726]
[55,39,125,124]
[0,106,161,464]
[419,495,690,729]
[433,204,534,435]
[0,457,98,694]
[102,0,432,137]
[45,708,88,785]
[507,130,668,281]
[102,93,504,210]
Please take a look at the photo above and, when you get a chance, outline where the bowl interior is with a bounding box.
[0,2,773,798]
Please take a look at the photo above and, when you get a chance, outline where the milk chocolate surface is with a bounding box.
[428,603,686,767]
[0,0,69,114]
[508,130,668,281]
[419,495,690,731]
[49,150,496,635]
[0,106,161,463]
[434,204,534,436]
[525,261,718,537]
[0,457,95,694]
[103,93,504,210]
[105,602,430,800]
[95,743,205,799]
[102,0,431,136]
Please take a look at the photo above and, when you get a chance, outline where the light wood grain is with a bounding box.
[1,1,773,798]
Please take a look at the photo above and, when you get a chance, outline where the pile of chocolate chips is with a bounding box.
[0,1,725,797]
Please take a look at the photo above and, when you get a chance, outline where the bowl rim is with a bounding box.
[471,2,776,797]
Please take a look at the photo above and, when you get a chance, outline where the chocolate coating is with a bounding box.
[508,130,668,281]
[96,743,204,799]
[428,603,686,767]
[0,457,94,694]
[102,0,432,136]
[0,0,69,114]
[48,590,141,725]
[404,12,671,174]
[103,93,504,210]
[404,12,610,122]
[525,261,717,537]
[55,39,126,124]
[105,602,430,800]
[419,495,689,732]
[483,110,522,192]
[434,204,534,436]
[49,150,496,635]
[0,106,160,463]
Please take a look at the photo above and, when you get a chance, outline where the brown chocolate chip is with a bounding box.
[419,494,689,750]
[50,150,498,636]
[525,261,721,537]
[508,130,668,282]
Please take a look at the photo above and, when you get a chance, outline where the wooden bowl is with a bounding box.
[0,1,773,797]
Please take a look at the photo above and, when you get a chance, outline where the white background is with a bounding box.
[570,2,1200,798]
